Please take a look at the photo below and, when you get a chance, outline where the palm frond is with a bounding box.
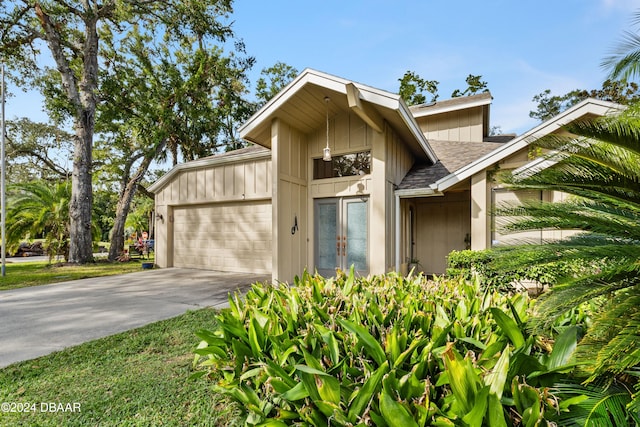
[555,382,637,427]
[530,262,640,333]
[602,29,640,83]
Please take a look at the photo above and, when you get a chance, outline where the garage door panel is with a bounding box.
[172,201,272,273]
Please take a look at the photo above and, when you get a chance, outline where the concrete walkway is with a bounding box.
[0,268,269,368]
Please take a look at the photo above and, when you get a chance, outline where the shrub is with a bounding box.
[447,249,593,293]
[193,269,586,426]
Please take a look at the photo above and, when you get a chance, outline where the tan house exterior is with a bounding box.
[149,68,622,283]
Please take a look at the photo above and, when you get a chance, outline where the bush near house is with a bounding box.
[193,269,633,426]
[446,249,598,293]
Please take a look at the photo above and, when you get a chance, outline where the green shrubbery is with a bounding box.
[446,249,595,293]
[192,269,615,426]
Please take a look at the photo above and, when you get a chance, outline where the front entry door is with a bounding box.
[315,197,369,277]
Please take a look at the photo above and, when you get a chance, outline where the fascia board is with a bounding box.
[395,187,442,198]
[411,96,492,118]
[238,70,315,138]
[353,83,437,162]
[149,150,272,194]
[434,98,624,192]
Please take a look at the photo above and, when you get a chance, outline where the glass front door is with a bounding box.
[315,197,369,276]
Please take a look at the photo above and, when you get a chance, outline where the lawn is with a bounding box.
[0,308,239,427]
[0,259,151,291]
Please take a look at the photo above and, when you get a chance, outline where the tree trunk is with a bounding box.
[68,121,94,264]
[35,4,99,264]
[108,143,164,262]
[108,193,132,262]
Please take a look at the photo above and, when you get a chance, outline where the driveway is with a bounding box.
[0,268,269,368]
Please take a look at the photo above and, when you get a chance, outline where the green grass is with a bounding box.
[0,308,240,427]
[0,259,151,291]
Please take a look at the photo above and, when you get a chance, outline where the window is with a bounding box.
[313,151,371,180]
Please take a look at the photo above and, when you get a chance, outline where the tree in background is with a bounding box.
[6,181,73,261]
[95,21,254,261]
[398,71,490,106]
[4,118,74,182]
[451,74,489,98]
[0,0,251,263]
[398,71,439,105]
[529,79,640,122]
[0,0,243,264]
[255,62,299,107]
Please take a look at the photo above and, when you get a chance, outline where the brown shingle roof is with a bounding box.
[397,138,511,190]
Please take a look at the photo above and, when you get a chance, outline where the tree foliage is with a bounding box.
[451,74,489,98]
[255,61,299,107]
[6,180,71,260]
[602,10,640,82]
[529,79,640,122]
[493,103,640,392]
[399,71,490,106]
[398,70,439,105]
[4,118,73,182]
[0,0,252,262]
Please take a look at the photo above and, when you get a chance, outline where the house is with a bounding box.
[149,68,622,283]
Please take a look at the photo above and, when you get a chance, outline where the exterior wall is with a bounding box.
[305,111,411,276]
[153,155,272,268]
[271,119,308,282]
[414,106,485,142]
[469,145,577,251]
[415,191,471,275]
[385,125,414,271]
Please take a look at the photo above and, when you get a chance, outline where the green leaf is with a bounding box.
[462,386,489,427]
[338,318,386,366]
[316,374,341,405]
[348,361,389,423]
[487,392,508,427]
[547,325,578,370]
[380,375,419,427]
[442,344,482,414]
[280,381,309,401]
[343,264,356,294]
[484,346,510,399]
[490,307,525,348]
[248,316,264,356]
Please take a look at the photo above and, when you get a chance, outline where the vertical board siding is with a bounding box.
[416,106,484,142]
[273,119,309,282]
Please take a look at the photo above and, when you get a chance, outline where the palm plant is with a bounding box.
[6,180,72,261]
[493,103,640,392]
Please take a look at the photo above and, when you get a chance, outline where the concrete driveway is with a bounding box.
[0,268,269,368]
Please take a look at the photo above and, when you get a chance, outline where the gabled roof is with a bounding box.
[239,68,438,163]
[148,144,271,194]
[397,98,624,196]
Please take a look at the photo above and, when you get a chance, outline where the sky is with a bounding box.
[4,0,640,136]
[230,0,640,134]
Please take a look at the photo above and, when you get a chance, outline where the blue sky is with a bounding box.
[232,0,640,134]
[4,0,640,136]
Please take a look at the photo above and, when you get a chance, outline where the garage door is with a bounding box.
[172,200,272,273]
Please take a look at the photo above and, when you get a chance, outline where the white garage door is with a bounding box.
[172,200,272,273]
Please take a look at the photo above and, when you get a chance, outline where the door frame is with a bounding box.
[314,196,369,277]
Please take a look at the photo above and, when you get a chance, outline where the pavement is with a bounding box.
[0,267,270,368]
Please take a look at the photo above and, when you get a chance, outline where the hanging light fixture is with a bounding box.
[323,96,331,161]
